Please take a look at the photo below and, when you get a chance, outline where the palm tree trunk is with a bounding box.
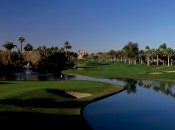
[168,55,170,67]
[121,57,123,62]
[20,42,23,59]
[156,54,159,65]
[147,53,150,66]
[134,59,136,65]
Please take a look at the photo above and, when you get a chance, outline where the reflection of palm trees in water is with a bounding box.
[139,80,175,98]
[120,79,137,94]
[121,79,175,98]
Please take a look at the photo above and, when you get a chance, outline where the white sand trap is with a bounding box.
[66,91,92,99]
[164,70,175,73]
[149,72,162,74]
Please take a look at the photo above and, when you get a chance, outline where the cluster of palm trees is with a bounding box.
[87,42,175,67]
[0,37,76,73]
[2,37,175,72]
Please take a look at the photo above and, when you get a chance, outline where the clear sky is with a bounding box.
[1,0,175,53]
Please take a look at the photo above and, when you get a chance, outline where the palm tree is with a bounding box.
[2,41,17,51]
[117,50,123,62]
[155,49,160,65]
[64,41,71,58]
[138,50,144,64]
[145,45,150,66]
[108,50,117,61]
[96,52,103,61]
[159,43,167,65]
[123,42,139,64]
[18,36,25,57]
[2,41,17,64]
[165,48,173,67]
[24,43,33,52]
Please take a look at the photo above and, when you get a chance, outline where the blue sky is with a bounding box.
[1,0,175,53]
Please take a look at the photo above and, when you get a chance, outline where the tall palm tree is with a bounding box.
[165,48,173,67]
[155,49,160,65]
[145,45,150,66]
[18,36,25,57]
[64,41,71,58]
[138,50,144,64]
[159,43,167,65]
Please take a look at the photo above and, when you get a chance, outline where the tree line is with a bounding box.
[86,42,175,67]
[0,37,77,75]
[2,38,175,75]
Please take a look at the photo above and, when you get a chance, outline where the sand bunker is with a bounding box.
[66,91,91,99]
[149,72,162,74]
[164,70,175,73]
[46,89,91,99]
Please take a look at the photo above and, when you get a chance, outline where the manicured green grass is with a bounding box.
[65,60,175,82]
[0,80,123,129]
[0,81,122,115]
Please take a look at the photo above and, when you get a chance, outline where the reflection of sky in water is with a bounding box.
[84,80,175,130]
[2,73,175,129]
[172,87,175,94]
[70,76,126,86]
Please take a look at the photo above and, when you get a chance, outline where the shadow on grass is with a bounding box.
[0,111,91,130]
[0,82,14,85]
[45,89,76,98]
[0,98,88,108]
[0,97,92,130]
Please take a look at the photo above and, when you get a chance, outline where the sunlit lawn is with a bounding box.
[64,60,175,82]
[0,80,123,129]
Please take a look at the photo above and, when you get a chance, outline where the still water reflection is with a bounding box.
[1,73,175,129]
[83,79,175,130]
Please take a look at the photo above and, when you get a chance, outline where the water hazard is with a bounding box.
[83,79,175,130]
[1,73,175,129]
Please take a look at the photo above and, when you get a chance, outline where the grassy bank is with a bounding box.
[64,60,175,82]
[0,80,123,129]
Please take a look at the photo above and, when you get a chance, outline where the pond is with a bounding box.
[83,79,175,130]
[1,73,175,129]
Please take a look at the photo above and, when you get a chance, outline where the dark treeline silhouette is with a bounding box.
[0,38,77,75]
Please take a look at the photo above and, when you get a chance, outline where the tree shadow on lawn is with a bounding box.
[0,82,14,85]
[45,89,76,98]
[0,98,92,130]
[0,98,87,108]
[0,111,91,130]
